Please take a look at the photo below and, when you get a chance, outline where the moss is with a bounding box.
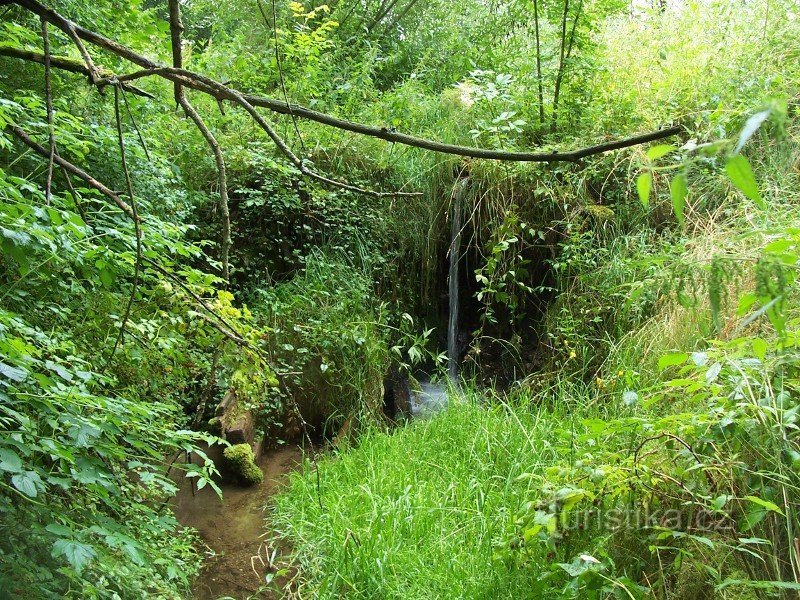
[223,444,263,485]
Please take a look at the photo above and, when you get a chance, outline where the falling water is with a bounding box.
[447,178,469,381]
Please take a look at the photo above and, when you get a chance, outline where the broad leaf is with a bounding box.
[725,155,763,208]
[734,109,771,154]
[0,448,22,473]
[12,470,43,497]
[745,495,784,516]
[52,539,96,574]
[669,173,687,225]
[646,144,676,161]
[0,361,28,382]
[658,352,688,370]
[636,172,652,209]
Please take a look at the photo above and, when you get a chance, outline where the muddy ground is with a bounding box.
[173,445,304,599]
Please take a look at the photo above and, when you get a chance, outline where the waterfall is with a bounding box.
[447,178,469,381]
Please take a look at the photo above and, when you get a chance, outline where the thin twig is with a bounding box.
[120,88,151,161]
[104,84,142,367]
[41,18,55,204]
[169,0,231,283]
[63,20,100,84]
[256,0,304,151]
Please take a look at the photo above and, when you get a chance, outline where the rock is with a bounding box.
[226,412,255,446]
[222,443,263,486]
[383,365,413,421]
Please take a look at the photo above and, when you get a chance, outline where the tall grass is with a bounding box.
[272,389,590,598]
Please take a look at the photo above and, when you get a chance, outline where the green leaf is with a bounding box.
[744,495,784,516]
[45,360,74,382]
[0,361,28,382]
[717,579,800,592]
[0,448,22,473]
[734,109,771,154]
[52,539,96,574]
[711,495,729,511]
[658,352,688,370]
[636,172,652,209]
[45,523,74,537]
[99,267,114,289]
[751,338,768,361]
[705,362,722,383]
[764,240,796,257]
[669,173,687,225]
[725,155,763,208]
[12,470,42,497]
[646,144,676,161]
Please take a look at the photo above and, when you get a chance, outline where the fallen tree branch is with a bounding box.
[110,66,423,198]
[112,66,685,165]
[8,124,135,218]
[0,47,154,98]
[7,0,681,164]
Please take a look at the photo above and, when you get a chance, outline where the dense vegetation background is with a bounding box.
[1,0,799,597]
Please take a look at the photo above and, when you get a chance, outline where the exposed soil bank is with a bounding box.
[173,446,304,599]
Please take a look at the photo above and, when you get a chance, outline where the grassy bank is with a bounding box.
[273,391,587,598]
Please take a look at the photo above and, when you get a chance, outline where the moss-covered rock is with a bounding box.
[223,443,263,485]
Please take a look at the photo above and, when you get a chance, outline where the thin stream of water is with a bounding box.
[447,177,469,382]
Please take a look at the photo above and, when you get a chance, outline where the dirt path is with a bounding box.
[173,446,304,599]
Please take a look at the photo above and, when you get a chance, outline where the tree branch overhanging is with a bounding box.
[0,47,154,98]
[5,0,682,166]
[9,124,135,218]
[168,0,232,283]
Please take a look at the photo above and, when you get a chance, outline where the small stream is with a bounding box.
[173,446,303,599]
[176,178,466,597]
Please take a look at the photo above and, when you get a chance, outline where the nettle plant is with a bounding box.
[501,106,800,597]
[635,102,787,225]
[465,69,528,148]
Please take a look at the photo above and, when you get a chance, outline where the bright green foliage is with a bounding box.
[250,253,431,435]
[276,217,800,597]
[223,444,263,485]
[1,0,799,596]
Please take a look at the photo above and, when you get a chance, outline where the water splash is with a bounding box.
[410,380,449,418]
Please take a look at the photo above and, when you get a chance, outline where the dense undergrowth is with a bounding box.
[1,0,799,597]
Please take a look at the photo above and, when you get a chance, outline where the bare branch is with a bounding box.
[63,20,100,84]
[7,0,681,165]
[104,84,142,367]
[169,0,231,283]
[256,0,303,150]
[108,65,422,197]
[0,47,154,98]
[40,18,54,204]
